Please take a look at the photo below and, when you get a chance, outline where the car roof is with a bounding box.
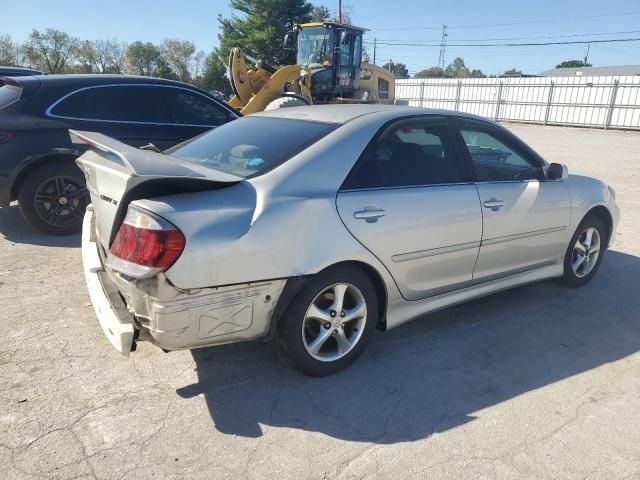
[11,74,197,88]
[251,103,493,125]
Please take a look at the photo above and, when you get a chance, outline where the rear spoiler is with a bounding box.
[71,130,243,182]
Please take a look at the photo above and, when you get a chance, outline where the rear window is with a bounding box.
[0,84,22,110]
[168,116,339,178]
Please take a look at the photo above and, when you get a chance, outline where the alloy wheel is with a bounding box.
[33,175,88,227]
[301,283,367,362]
[571,226,601,278]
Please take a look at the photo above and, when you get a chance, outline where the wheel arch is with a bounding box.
[583,205,614,245]
[10,152,80,201]
[267,260,389,341]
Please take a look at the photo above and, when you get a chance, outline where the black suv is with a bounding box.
[0,74,238,234]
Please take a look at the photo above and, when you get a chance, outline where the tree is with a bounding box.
[217,0,315,66]
[76,40,98,73]
[556,60,592,68]
[24,28,79,73]
[311,5,330,21]
[153,56,178,80]
[502,68,522,77]
[471,69,485,78]
[161,38,196,82]
[382,61,409,79]
[414,66,444,78]
[444,57,470,78]
[125,41,160,76]
[106,40,127,74]
[199,50,229,92]
[0,34,17,66]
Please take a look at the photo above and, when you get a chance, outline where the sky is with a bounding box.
[2,0,640,75]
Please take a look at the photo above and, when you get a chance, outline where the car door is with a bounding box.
[336,116,483,301]
[454,118,571,282]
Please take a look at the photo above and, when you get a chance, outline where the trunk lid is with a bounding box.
[72,130,242,249]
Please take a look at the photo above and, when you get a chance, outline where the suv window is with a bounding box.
[50,85,163,123]
[345,120,463,189]
[157,87,229,126]
[459,123,544,181]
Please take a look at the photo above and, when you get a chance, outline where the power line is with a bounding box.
[364,29,640,43]
[366,37,640,48]
[367,11,640,31]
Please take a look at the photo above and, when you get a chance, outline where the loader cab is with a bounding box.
[285,22,364,100]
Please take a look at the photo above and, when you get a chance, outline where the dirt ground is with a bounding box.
[1,123,639,480]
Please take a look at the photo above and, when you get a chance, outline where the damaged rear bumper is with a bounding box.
[81,207,286,355]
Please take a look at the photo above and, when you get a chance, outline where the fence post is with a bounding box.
[494,82,503,121]
[419,81,425,108]
[544,81,555,125]
[604,79,620,129]
[455,80,462,111]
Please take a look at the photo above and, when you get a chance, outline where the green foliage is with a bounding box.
[198,50,229,92]
[444,57,470,78]
[556,60,592,68]
[154,56,179,80]
[382,61,409,79]
[471,69,485,78]
[414,66,444,78]
[217,0,315,66]
[0,34,17,66]
[24,28,79,73]
[502,68,522,76]
[125,41,160,76]
[311,5,330,21]
[161,38,196,82]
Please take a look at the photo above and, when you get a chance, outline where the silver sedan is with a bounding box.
[76,105,619,376]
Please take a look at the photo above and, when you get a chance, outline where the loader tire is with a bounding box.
[264,96,309,110]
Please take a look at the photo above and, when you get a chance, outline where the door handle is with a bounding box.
[354,208,386,223]
[483,198,505,211]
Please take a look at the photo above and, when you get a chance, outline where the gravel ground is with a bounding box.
[1,123,639,480]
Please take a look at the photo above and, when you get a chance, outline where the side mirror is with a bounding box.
[283,32,296,50]
[548,163,568,180]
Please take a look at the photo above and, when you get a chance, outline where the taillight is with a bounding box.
[107,205,185,278]
[0,131,12,144]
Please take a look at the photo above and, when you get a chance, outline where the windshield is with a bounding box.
[297,27,335,68]
[169,116,339,178]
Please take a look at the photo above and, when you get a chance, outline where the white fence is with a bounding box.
[395,76,640,130]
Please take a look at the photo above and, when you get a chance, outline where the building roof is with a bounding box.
[541,65,640,77]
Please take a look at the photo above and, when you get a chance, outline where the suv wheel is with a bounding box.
[17,163,89,235]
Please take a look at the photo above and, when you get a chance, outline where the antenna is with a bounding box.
[438,25,448,68]
[339,0,342,24]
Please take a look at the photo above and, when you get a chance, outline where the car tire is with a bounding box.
[17,162,89,235]
[264,96,309,110]
[276,265,379,376]
[559,215,607,287]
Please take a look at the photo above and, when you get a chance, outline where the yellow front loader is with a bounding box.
[226,22,396,115]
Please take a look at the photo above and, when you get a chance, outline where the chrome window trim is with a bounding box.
[338,181,475,193]
[45,83,238,127]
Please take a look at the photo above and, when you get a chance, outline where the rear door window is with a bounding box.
[50,85,163,123]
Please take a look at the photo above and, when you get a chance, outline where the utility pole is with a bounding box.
[438,25,448,69]
[373,38,377,64]
[584,43,591,65]
[338,0,342,24]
